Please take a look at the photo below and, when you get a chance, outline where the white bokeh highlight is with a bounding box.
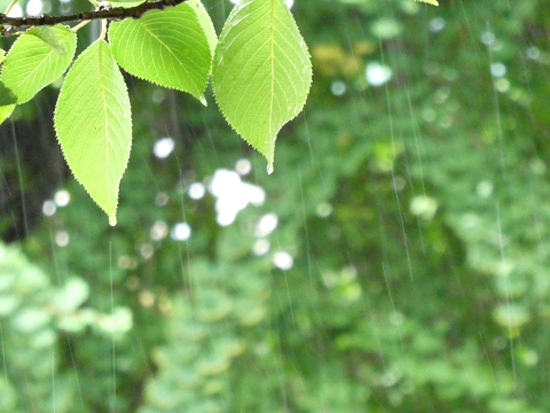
[54,190,71,207]
[366,62,393,86]
[210,169,265,226]
[188,182,206,200]
[153,137,175,159]
[273,251,294,270]
[255,213,278,237]
[171,222,191,241]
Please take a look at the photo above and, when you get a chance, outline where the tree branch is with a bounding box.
[1,0,187,36]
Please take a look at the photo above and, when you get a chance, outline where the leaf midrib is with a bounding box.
[98,42,113,207]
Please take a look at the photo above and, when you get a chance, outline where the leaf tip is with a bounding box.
[109,215,117,226]
[199,95,208,107]
[267,163,274,175]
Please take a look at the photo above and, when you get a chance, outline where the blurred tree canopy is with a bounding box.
[1,0,550,411]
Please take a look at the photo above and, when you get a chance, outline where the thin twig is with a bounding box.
[0,0,187,31]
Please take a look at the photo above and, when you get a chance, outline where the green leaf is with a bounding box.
[415,0,439,5]
[0,105,14,125]
[54,40,132,224]
[108,0,216,101]
[188,0,217,57]
[211,0,312,170]
[0,24,76,104]
[0,48,5,65]
[27,26,66,55]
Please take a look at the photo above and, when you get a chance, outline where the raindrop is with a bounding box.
[109,215,117,226]
[267,163,274,175]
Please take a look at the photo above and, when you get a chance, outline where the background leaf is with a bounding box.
[54,40,132,224]
[108,0,215,101]
[211,0,312,169]
[0,105,14,125]
[0,25,76,104]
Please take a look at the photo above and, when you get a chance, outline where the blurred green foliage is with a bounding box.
[2,0,550,411]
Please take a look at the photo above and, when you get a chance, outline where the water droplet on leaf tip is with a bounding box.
[109,215,117,226]
[267,163,274,175]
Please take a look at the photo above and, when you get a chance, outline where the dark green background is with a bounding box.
[1,0,550,411]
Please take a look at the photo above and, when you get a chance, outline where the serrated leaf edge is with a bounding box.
[108,2,215,102]
[54,40,132,223]
[212,0,312,170]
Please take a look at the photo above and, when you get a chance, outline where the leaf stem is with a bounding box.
[71,20,90,32]
[100,18,107,40]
